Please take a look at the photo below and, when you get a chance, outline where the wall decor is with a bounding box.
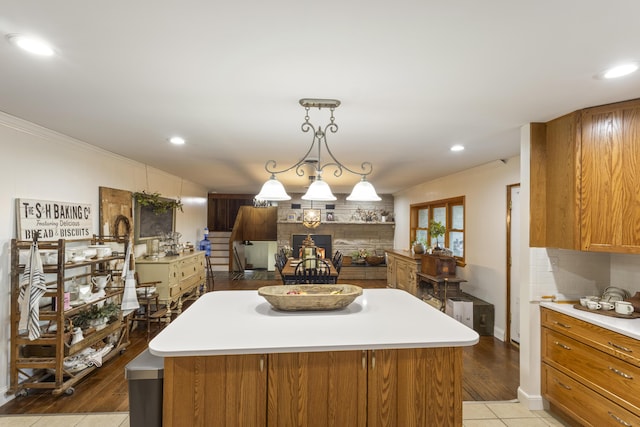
[99,187,133,241]
[134,197,176,243]
[303,209,321,229]
[16,198,92,241]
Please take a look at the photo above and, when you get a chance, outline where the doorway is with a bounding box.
[506,184,520,345]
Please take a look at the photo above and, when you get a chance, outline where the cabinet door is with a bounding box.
[581,100,640,253]
[163,354,267,427]
[386,255,397,288]
[267,351,367,427]
[368,348,463,427]
[529,115,581,249]
[367,349,398,427]
[395,260,409,293]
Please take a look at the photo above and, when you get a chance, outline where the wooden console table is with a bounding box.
[417,272,467,309]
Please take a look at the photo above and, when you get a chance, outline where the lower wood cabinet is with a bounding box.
[385,250,421,297]
[163,347,463,426]
[541,307,640,426]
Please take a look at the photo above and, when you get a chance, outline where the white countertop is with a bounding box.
[149,288,479,357]
[541,302,640,340]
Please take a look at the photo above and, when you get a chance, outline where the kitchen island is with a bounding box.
[149,288,479,426]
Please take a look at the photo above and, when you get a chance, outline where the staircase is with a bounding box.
[209,231,231,272]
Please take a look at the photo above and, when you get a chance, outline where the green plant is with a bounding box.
[133,191,184,214]
[429,220,446,248]
[72,302,120,329]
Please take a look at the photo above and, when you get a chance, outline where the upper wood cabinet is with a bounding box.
[530,98,640,253]
[580,100,640,253]
[529,114,581,249]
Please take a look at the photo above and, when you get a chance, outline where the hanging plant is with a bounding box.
[133,191,184,215]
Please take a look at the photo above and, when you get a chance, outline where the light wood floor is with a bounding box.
[0,271,519,414]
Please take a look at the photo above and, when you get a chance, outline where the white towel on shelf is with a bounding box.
[18,241,47,340]
[120,242,139,316]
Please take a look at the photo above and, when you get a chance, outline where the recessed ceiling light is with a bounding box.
[596,63,639,79]
[450,144,465,152]
[6,34,54,56]
[169,136,186,145]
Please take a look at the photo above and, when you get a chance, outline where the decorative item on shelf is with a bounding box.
[133,191,183,214]
[413,240,426,254]
[353,207,378,222]
[253,198,271,207]
[429,220,446,251]
[72,302,120,331]
[626,291,640,312]
[255,98,381,202]
[161,231,182,256]
[380,210,390,222]
[365,254,385,266]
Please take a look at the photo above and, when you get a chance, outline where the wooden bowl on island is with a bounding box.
[258,284,363,311]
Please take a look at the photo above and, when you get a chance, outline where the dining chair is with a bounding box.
[332,251,343,274]
[293,258,335,284]
[274,253,288,285]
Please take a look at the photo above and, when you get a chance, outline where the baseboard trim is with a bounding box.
[517,387,544,410]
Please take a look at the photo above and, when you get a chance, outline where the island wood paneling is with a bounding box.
[163,354,267,427]
[267,351,367,427]
[163,347,462,426]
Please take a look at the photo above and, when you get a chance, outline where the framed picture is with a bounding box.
[287,213,296,221]
[326,212,334,221]
[134,198,176,243]
[303,209,321,229]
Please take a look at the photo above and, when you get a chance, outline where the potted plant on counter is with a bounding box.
[429,220,446,251]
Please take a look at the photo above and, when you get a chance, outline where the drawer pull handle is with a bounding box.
[553,321,571,329]
[371,350,376,369]
[362,351,366,370]
[554,378,571,390]
[608,341,633,353]
[554,341,571,350]
[609,366,633,379]
[608,411,632,426]
[259,356,264,372]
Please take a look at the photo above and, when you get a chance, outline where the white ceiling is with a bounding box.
[2,1,640,195]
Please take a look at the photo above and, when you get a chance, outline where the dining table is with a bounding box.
[280,258,339,283]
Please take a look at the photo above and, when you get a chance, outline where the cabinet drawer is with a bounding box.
[541,308,640,367]
[543,364,640,427]
[543,328,640,412]
[168,283,181,299]
[179,271,203,294]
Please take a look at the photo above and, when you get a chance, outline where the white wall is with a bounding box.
[394,156,521,340]
[0,112,208,405]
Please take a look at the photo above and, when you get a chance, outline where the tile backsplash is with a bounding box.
[528,248,640,301]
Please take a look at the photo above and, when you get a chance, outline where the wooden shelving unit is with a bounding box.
[9,236,130,396]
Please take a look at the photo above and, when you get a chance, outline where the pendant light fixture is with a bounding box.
[255,99,381,202]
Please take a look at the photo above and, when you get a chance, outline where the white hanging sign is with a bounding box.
[16,198,93,241]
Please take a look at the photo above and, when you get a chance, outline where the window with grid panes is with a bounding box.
[410,196,465,264]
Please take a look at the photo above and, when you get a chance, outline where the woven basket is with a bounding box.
[365,255,385,266]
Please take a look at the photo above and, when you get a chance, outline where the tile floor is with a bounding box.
[0,401,569,426]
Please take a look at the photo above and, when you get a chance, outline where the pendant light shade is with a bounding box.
[301,177,337,201]
[346,177,382,201]
[255,175,291,201]
[256,99,379,202]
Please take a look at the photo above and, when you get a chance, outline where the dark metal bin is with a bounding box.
[125,349,164,427]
